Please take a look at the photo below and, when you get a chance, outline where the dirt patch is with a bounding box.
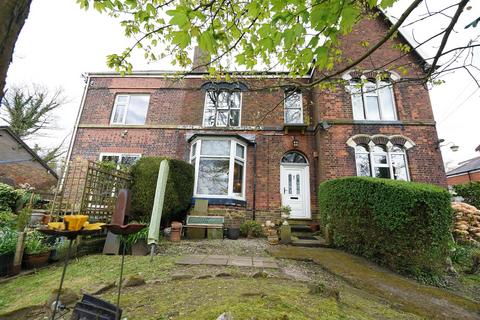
[157,238,270,256]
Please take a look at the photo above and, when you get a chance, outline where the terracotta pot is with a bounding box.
[170,221,183,242]
[0,253,14,276]
[23,251,51,269]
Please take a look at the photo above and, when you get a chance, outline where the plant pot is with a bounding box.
[131,239,149,256]
[29,212,45,227]
[0,253,14,276]
[226,228,240,240]
[23,251,51,269]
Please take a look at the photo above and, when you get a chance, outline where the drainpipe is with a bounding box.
[252,141,257,221]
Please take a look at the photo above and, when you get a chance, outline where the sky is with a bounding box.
[4,0,480,171]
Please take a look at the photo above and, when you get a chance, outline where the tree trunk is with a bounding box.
[0,0,33,102]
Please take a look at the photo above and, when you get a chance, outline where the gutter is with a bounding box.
[252,141,257,220]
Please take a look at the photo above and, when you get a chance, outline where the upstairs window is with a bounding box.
[350,79,396,121]
[284,90,303,124]
[203,91,241,127]
[354,144,409,181]
[111,94,150,125]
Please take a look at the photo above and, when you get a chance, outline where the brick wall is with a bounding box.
[447,172,480,186]
[0,162,57,191]
[68,14,447,221]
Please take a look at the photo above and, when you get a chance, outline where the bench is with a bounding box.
[184,215,225,239]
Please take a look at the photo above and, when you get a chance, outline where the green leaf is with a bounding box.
[172,31,190,49]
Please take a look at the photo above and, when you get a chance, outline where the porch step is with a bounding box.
[290,224,312,233]
[290,236,329,248]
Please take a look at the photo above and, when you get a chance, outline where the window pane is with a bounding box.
[352,93,365,120]
[391,154,408,181]
[288,174,292,194]
[101,155,120,164]
[281,152,307,163]
[216,110,229,127]
[233,161,244,194]
[365,96,380,120]
[197,159,229,195]
[191,143,197,159]
[112,104,126,123]
[203,108,215,126]
[355,153,371,176]
[285,109,302,124]
[373,145,387,153]
[121,156,139,166]
[374,155,388,165]
[201,140,230,156]
[374,167,391,179]
[229,109,240,126]
[285,92,301,109]
[125,95,149,124]
[236,144,245,158]
[355,145,369,153]
[391,145,403,153]
[296,174,300,194]
[378,84,396,120]
[229,92,241,109]
[117,96,128,104]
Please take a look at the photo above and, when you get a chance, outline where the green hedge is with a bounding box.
[453,182,480,209]
[130,157,194,224]
[0,183,20,212]
[318,177,453,277]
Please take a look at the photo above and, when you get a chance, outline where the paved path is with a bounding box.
[269,246,480,320]
[176,255,279,268]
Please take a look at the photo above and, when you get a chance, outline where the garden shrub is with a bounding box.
[318,177,453,277]
[240,220,263,238]
[453,182,480,209]
[130,157,194,224]
[0,183,20,212]
[0,227,18,255]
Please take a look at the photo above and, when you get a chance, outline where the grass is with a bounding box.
[0,254,421,319]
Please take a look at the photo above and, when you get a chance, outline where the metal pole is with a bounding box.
[116,237,126,320]
[51,239,73,320]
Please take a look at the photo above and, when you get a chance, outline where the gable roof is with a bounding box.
[0,126,58,179]
[446,156,480,176]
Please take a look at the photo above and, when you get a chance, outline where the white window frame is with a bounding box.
[202,91,242,127]
[190,137,247,200]
[99,153,142,167]
[355,144,410,181]
[284,91,304,124]
[110,94,150,125]
[350,79,397,121]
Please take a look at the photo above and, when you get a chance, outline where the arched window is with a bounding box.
[349,78,396,121]
[355,144,409,180]
[281,151,307,164]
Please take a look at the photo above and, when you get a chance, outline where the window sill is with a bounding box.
[192,197,246,207]
[352,120,402,125]
[283,123,308,133]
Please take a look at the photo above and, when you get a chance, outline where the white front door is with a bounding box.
[280,165,311,219]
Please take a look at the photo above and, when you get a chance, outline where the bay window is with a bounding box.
[190,138,246,199]
[355,144,409,181]
[350,79,396,121]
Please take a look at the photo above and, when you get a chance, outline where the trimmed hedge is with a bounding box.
[130,157,194,224]
[453,182,480,209]
[318,177,453,277]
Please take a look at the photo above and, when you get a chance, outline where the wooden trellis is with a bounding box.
[51,159,131,222]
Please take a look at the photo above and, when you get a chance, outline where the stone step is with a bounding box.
[290,235,330,248]
[290,224,312,233]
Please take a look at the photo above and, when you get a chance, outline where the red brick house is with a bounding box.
[66,16,446,223]
[446,154,480,186]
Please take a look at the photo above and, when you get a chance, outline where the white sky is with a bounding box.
[4,0,480,170]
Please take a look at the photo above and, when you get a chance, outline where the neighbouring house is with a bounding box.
[446,147,480,185]
[0,126,58,190]
[66,15,446,223]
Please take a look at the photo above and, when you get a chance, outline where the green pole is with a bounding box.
[148,160,169,260]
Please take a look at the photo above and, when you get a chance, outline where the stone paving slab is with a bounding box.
[176,255,278,268]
